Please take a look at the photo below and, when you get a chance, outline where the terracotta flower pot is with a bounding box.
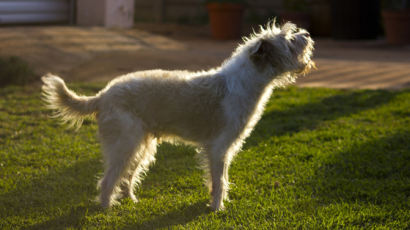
[207,3,244,40]
[382,10,410,45]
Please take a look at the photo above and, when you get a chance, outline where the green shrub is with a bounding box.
[283,0,308,12]
[0,56,37,87]
[382,0,410,10]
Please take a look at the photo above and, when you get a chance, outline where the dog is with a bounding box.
[41,21,315,211]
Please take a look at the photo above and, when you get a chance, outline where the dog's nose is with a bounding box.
[303,32,310,38]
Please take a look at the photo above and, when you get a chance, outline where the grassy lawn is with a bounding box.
[0,84,409,229]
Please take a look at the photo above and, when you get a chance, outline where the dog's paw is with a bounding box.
[209,202,225,212]
[118,191,139,203]
[98,194,121,209]
[128,193,139,203]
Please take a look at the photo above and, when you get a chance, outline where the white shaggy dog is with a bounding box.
[42,22,315,211]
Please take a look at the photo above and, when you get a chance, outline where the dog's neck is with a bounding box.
[217,54,276,138]
[218,51,277,100]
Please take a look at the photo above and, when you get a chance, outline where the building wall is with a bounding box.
[134,0,283,24]
[77,0,134,28]
[105,0,134,28]
[77,0,105,26]
[0,0,71,24]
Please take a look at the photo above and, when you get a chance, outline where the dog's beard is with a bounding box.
[298,60,316,75]
[296,42,315,75]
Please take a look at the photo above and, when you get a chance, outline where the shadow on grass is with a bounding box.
[1,142,208,228]
[127,200,211,229]
[27,204,101,230]
[311,130,410,206]
[0,159,101,228]
[4,87,405,228]
[127,143,211,228]
[246,90,397,147]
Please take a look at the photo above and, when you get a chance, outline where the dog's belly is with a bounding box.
[137,91,224,142]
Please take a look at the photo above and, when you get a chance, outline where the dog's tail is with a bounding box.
[41,74,99,128]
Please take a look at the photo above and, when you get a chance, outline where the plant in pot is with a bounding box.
[206,0,246,40]
[280,0,311,30]
[310,0,331,36]
[382,0,410,44]
[331,0,380,40]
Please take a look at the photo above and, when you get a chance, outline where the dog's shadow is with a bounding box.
[125,200,211,229]
[5,146,210,229]
[26,204,101,230]
[27,200,210,230]
[1,158,102,229]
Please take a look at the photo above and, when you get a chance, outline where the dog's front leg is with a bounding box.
[207,133,241,211]
[209,152,229,211]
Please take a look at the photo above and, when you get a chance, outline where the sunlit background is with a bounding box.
[0,0,409,89]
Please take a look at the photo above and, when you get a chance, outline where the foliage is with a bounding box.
[0,85,409,229]
[382,0,410,10]
[246,10,278,25]
[0,56,37,87]
[206,0,246,4]
[283,0,308,12]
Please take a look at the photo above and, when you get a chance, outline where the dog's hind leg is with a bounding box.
[119,134,157,202]
[98,113,145,208]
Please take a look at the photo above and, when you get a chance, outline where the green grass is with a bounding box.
[0,85,409,229]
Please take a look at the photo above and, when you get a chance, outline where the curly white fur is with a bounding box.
[42,22,314,211]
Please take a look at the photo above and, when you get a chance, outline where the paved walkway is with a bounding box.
[301,40,410,89]
[0,24,409,90]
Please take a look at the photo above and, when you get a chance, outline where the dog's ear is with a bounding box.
[250,39,273,66]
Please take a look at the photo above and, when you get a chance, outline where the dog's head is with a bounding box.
[245,21,315,81]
